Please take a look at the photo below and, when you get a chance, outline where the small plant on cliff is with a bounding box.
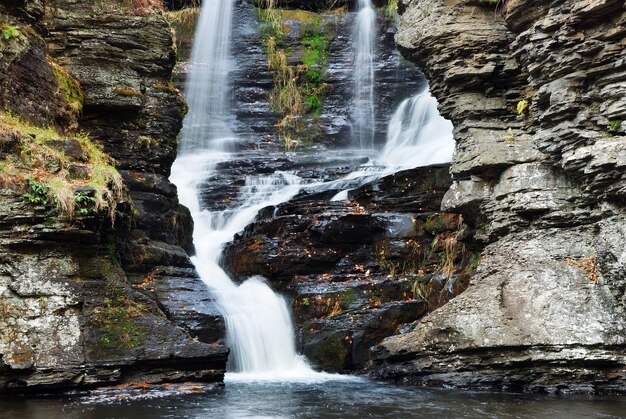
[22,179,50,205]
[113,87,143,97]
[469,0,500,5]
[1,24,22,41]
[131,0,164,14]
[384,0,399,20]
[608,120,622,133]
[517,100,529,115]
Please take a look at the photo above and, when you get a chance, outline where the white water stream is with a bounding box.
[352,0,377,148]
[170,0,454,382]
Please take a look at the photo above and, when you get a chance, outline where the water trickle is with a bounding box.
[352,0,376,148]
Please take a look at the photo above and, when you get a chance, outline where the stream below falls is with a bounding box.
[2,380,625,418]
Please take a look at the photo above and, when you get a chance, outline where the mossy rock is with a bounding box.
[312,332,349,370]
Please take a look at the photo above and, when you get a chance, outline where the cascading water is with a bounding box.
[380,90,455,168]
[171,0,330,381]
[352,0,376,148]
[330,88,455,200]
[181,0,235,150]
[172,0,454,381]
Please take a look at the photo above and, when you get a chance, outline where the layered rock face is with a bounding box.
[224,165,479,371]
[0,0,227,393]
[372,0,626,393]
[171,2,421,149]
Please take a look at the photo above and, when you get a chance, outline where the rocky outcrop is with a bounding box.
[224,165,479,371]
[0,0,227,394]
[372,0,626,393]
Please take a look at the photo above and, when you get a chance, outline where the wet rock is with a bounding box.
[223,165,476,371]
[0,0,228,394]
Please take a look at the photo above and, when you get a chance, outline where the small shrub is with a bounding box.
[503,127,515,142]
[1,24,22,41]
[384,0,399,19]
[517,99,529,115]
[22,179,50,205]
[469,0,500,6]
[0,112,124,220]
[608,120,622,132]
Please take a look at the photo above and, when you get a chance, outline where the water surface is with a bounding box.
[2,380,624,419]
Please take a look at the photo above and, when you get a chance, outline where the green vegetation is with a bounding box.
[470,0,500,5]
[301,20,329,116]
[384,0,399,20]
[49,58,84,114]
[0,112,124,220]
[517,99,529,115]
[465,252,481,274]
[113,87,143,97]
[608,120,622,133]
[422,214,450,234]
[94,272,148,350]
[503,127,515,142]
[1,24,22,41]
[165,7,200,59]
[22,179,50,205]
[257,1,332,150]
[376,217,476,310]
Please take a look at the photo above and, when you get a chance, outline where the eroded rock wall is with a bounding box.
[372,0,626,393]
[0,0,227,393]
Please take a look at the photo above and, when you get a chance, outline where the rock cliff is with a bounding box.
[372,0,626,393]
[0,0,227,394]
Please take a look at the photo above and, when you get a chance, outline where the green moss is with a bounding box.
[338,289,357,308]
[422,215,449,235]
[608,120,622,133]
[113,87,143,97]
[300,18,329,114]
[49,59,84,114]
[465,252,481,274]
[95,294,147,350]
[1,24,24,42]
[137,135,158,148]
[313,334,348,370]
[93,252,147,350]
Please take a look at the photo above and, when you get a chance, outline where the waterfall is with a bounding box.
[352,0,376,148]
[171,0,454,381]
[181,0,235,151]
[171,0,334,381]
[330,89,455,200]
[380,90,455,168]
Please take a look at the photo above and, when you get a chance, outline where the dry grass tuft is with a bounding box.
[565,256,599,285]
[131,0,164,14]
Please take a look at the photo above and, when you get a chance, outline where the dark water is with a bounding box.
[1,380,625,419]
